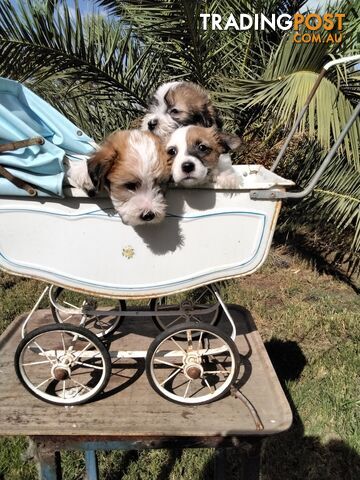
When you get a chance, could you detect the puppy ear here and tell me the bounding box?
[190,103,213,128]
[197,106,214,127]
[218,132,242,153]
[195,105,223,129]
[87,143,117,194]
[130,117,142,128]
[213,107,223,130]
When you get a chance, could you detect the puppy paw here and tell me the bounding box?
[215,170,242,189]
[64,158,95,195]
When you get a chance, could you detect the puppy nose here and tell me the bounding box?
[182,161,195,173]
[140,211,155,222]
[147,119,158,131]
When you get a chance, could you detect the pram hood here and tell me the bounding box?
[0,77,96,196]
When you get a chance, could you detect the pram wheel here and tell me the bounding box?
[150,286,222,338]
[15,324,111,405]
[50,285,126,338]
[146,322,240,405]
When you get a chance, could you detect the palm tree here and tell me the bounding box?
[0,0,359,276]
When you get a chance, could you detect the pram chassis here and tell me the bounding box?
[1,55,359,407]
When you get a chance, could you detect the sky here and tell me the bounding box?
[64,0,105,16]
[302,0,340,11]
[304,0,323,9]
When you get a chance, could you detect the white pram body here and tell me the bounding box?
[0,165,293,298]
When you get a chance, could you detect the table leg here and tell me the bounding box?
[29,439,62,480]
[85,450,99,480]
[36,449,62,480]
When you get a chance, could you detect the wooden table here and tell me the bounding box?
[0,305,292,479]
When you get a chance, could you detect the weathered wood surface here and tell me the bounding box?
[0,306,292,437]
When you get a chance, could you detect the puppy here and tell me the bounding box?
[141,81,222,138]
[86,130,171,226]
[63,156,96,193]
[166,126,241,188]
[142,81,242,188]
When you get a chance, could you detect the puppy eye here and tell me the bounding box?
[198,144,209,152]
[170,108,179,115]
[167,147,177,156]
[124,182,138,191]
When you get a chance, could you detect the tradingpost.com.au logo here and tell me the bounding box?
[200,12,346,44]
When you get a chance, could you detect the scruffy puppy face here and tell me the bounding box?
[87,130,171,226]
[167,126,241,187]
[141,81,222,138]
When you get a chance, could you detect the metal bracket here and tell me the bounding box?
[266,54,360,201]
[250,190,287,200]
[252,90,360,202]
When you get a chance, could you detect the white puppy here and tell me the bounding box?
[85,130,171,226]
[141,81,222,137]
[166,126,242,188]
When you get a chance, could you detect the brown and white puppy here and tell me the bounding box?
[87,130,171,226]
[141,81,222,138]
[166,126,241,188]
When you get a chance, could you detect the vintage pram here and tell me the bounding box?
[1,55,359,407]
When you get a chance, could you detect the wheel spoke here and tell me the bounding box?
[74,341,94,358]
[154,358,182,368]
[166,316,186,328]
[159,367,182,386]
[193,289,208,303]
[147,324,239,406]
[71,378,92,392]
[211,353,230,366]
[197,331,204,352]
[32,341,56,365]
[17,323,112,405]
[22,359,53,366]
[74,361,104,370]
[170,338,187,354]
[172,377,191,391]
[203,377,214,393]
[183,379,192,398]
[61,333,67,352]
[96,316,108,325]
[35,376,53,389]
[186,330,193,351]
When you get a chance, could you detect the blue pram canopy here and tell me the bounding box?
[0,77,96,196]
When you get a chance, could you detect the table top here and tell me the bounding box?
[0,306,292,438]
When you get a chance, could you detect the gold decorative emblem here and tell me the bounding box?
[122,246,135,259]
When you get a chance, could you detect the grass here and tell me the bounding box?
[0,247,359,479]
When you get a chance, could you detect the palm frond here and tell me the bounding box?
[278,141,360,275]
[0,0,165,110]
[31,78,136,141]
[219,31,360,169]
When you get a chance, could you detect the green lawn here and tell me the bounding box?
[0,247,359,479]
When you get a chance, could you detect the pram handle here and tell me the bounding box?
[250,54,360,201]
